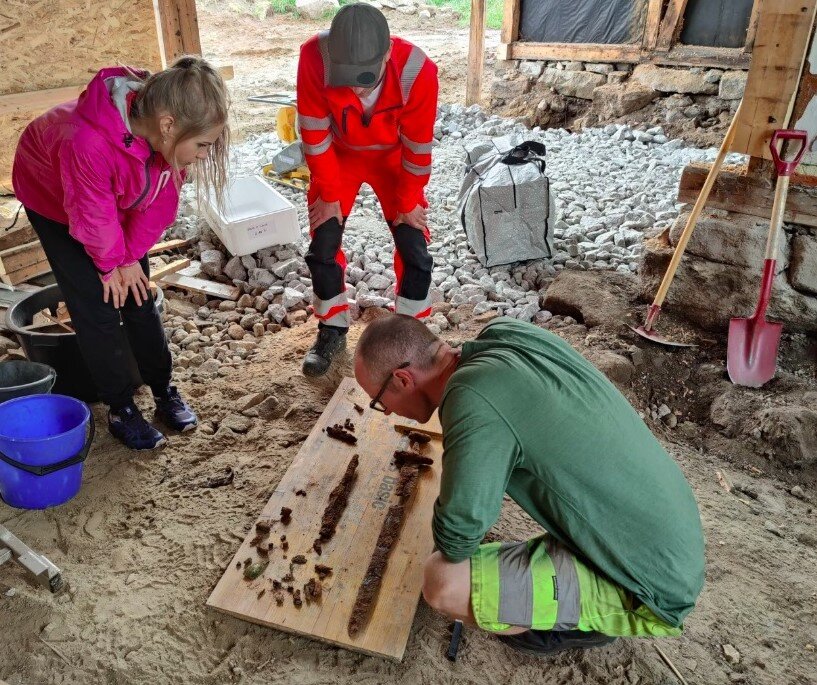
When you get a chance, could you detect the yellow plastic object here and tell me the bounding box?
[262,163,309,193]
[276,106,298,144]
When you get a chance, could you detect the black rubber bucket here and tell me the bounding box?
[4,284,164,403]
[0,361,57,404]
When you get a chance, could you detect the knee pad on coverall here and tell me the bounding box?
[305,217,345,301]
[392,223,433,301]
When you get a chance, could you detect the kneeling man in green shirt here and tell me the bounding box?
[354,314,705,656]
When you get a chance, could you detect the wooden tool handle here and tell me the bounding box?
[764,175,790,261]
[651,100,744,308]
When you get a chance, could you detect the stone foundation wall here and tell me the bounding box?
[640,210,817,333]
[490,59,746,133]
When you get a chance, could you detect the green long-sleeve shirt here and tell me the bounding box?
[432,318,705,627]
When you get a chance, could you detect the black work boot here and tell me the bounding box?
[302,327,347,377]
[496,630,616,657]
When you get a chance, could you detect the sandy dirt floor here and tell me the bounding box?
[1,5,816,685]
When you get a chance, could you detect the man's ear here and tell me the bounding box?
[393,367,413,390]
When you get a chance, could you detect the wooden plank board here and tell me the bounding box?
[501,41,750,69]
[732,0,817,160]
[678,162,817,226]
[498,0,521,60]
[149,258,191,281]
[158,273,240,300]
[148,238,196,255]
[0,241,47,277]
[507,42,642,63]
[156,0,202,64]
[655,0,689,52]
[642,0,664,51]
[745,0,763,52]
[207,378,443,661]
[0,224,36,253]
[650,45,751,70]
[157,261,240,300]
[466,0,486,106]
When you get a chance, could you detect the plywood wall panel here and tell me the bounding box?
[0,0,162,97]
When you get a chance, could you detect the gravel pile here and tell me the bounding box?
[161,104,746,343]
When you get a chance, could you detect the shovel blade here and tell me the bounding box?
[628,325,697,348]
[727,317,783,387]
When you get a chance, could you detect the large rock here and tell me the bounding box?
[668,210,790,270]
[632,64,718,95]
[590,351,635,386]
[541,270,637,328]
[200,249,225,278]
[272,257,300,279]
[641,239,817,333]
[719,71,748,100]
[790,233,817,295]
[757,406,817,466]
[223,256,247,282]
[490,74,532,103]
[591,83,658,118]
[295,0,338,20]
[248,268,275,289]
[539,68,607,100]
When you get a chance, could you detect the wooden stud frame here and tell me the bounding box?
[497,0,763,69]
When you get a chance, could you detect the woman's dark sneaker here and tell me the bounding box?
[108,403,168,450]
[153,385,198,432]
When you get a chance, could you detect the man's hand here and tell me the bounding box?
[118,262,150,307]
[308,197,342,231]
[394,204,428,231]
[99,268,127,309]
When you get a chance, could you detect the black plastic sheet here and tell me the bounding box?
[680,0,754,48]
[519,0,645,45]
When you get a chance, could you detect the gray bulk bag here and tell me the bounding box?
[458,137,555,267]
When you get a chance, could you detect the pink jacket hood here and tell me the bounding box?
[13,67,181,273]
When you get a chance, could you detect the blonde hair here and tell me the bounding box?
[131,56,230,207]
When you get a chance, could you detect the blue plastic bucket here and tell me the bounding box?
[0,394,95,509]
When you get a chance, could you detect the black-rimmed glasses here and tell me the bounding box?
[369,361,410,412]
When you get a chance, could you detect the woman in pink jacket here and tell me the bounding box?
[12,56,229,450]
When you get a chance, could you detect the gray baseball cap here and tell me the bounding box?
[327,3,390,88]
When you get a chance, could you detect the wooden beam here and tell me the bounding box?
[677,163,817,228]
[150,258,191,281]
[466,0,486,106]
[148,238,196,255]
[733,0,817,160]
[650,45,752,70]
[156,0,202,65]
[0,225,36,253]
[507,42,642,63]
[744,0,763,53]
[655,0,690,52]
[0,85,83,117]
[498,0,521,60]
[642,0,664,51]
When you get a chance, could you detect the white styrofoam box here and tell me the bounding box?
[202,175,300,257]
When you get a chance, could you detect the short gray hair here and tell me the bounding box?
[355,314,440,383]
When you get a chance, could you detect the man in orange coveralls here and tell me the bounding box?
[297,2,438,376]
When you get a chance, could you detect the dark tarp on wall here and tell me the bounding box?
[519,0,645,45]
[680,0,754,48]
